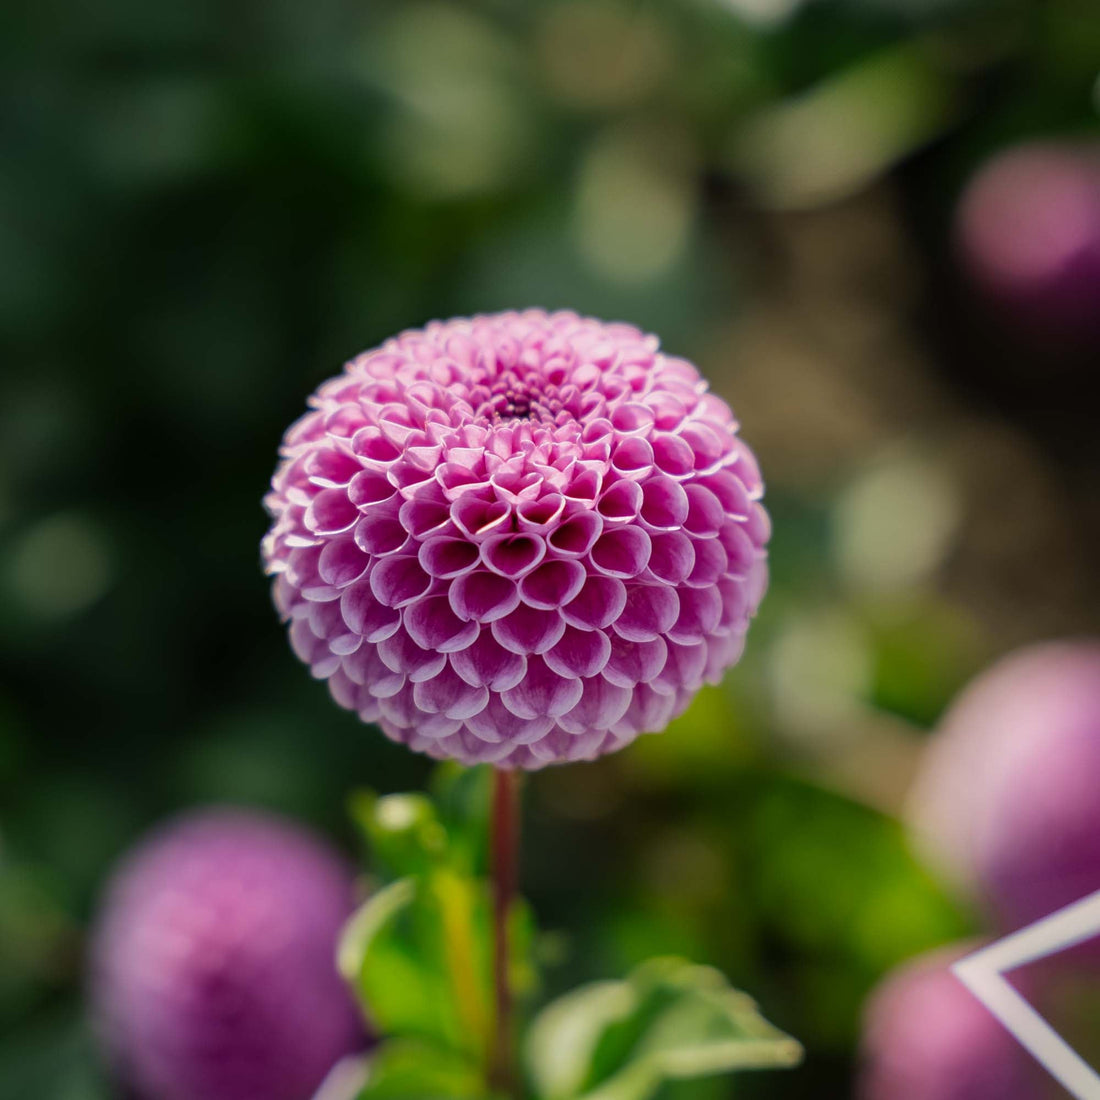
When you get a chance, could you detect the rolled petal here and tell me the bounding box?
[491,604,566,656]
[449,633,527,692]
[543,626,612,678]
[501,656,585,719]
[404,596,480,652]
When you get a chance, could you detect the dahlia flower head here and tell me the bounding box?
[90,810,365,1100]
[263,310,769,769]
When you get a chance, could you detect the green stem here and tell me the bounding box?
[488,768,520,1098]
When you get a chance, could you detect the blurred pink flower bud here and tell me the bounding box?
[262,310,769,769]
[91,810,365,1100]
[859,946,1039,1100]
[956,142,1100,339]
[909,640,1100,937]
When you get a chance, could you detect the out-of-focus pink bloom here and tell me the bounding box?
[262,310,769,769]
[91,810,365,1100]
[859,946,1039,1100]
[956,142,1100,338]
[909,640,1100,936]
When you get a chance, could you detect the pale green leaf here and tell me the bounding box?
[526,957,801,1100]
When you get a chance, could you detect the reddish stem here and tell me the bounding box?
[489,768,520,1098]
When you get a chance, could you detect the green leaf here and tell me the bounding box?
[350,791,449,878]
[430,764,492,876]
[338,873,494,1066]
[358,1041,491,1100]
[525,957,802,1100]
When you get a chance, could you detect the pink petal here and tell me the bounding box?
[611,682,677,736]
[413,666,490,720]
[597,479,643,524]
[609,402,655,435]
[318,538,369,587]
[342,644,406,697]
[340,580,402,641]
[704,631,746,684]
[685,537,728,588]
[610,436,654,480]
[516,493,566,532]
[377,627,448,681]
[716,577,750,632]
[354,512,409,557]
[546,511,602,558]
[717,522,756,578]
[646,531,695,585]
[683,484,724,538]
[419,536,480,579]
[452,493,511,539]
[307,448,363,488]
[556,675,633,734]
[653,638,708,695]
[651,433,696,479]
[639,476,689,531]
[449,633,527,691]
[491,604,566,656]
[603,636,668,687]
[304,488,359,535]
[404,595,480,652]
[563,467,602,506]
[348,471,397,509]
[561,574,627,631]
[465,695,555,744]
[614,584,679,642]
[697,471,750,519]
[667,586,722,643]
[543,626,612,678]
[399,490,452,538]
[369,555,433,609]
[519,559,586,610]
[589,526,651,578]
[501,656,584,719]
[449,571,520,623]
[481,533,547,578]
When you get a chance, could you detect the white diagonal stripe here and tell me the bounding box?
[953,890,1100,1100]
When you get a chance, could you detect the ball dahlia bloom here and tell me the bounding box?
[262,310,769,769]
[859,946,1039,1100]
[90,810,365,1100]
[909,640,1100,937]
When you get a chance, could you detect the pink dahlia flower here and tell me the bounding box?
[262,310,769,769]
[90,810,366,1100]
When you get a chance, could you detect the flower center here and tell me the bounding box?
[474,371,564,425]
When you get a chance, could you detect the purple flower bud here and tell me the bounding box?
[956,142,1100,339]
[90,810,366,1100]
[909,640,1100,937]
[859,947,1038,1100]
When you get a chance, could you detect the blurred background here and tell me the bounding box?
[2,0,1099,1095]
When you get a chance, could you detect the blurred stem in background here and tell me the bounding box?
[490,769,521,1099]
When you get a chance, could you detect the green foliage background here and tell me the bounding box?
[1,0,1098,1095]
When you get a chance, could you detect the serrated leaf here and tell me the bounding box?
[526,957,801,1100]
